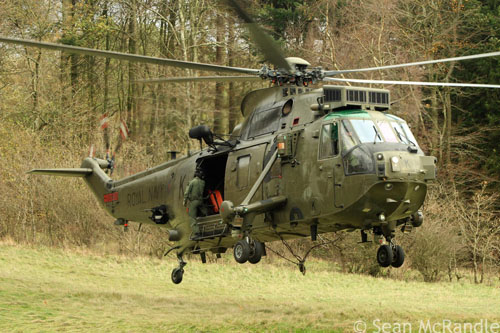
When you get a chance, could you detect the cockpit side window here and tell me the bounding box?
[390,121,419,147]
[340,120,358,152]
[400,122,419,147]
[319,122,339,159]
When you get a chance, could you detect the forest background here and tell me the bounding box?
[0,0,499,284]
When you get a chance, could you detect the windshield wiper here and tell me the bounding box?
[395,126,417,147]
[394,127,406,143]
[373,125,382,144]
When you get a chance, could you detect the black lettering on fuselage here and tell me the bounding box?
[148,184,164,201]
[127,184,166,207]
[127,190,146,206]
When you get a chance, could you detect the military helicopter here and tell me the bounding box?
[2,0,499,284]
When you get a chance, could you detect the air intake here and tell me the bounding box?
[320,86,391,112]
[369,91,389,105]
[347,89,367,103]
[324,87,342,102]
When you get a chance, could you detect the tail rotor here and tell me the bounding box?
[91,114,129,176]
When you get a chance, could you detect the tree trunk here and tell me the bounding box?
[127,0,138,137]
[213,11,224,134]
[177,0,192,151]
[227,16,238,134]
[60,0,76,113]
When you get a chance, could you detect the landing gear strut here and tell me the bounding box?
[374,221,406,268]
[171,254,187,284]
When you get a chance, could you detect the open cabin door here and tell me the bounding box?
[224,143,268,206]
[196,152,229,216]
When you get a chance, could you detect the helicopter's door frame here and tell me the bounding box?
[333,155,344,209]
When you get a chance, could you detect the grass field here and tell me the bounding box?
[0,242,499,332]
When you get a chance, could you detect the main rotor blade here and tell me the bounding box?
[136,75,262,84]
[0,36,260,75]
[324,77,500,89]
[324,51,500,76]
[225,0,294,73]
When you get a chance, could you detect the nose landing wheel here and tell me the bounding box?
[377,244,393,267]
[377,243,405,268]
[391,244,405,268]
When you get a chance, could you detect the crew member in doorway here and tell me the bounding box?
[183,168,206,236]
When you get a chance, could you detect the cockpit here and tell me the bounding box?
[320,111,421,176]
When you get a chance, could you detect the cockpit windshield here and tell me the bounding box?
[349,119,383,143]
[400,122,419,147]
[330,113,420,176]
[377,120,399,143]
[385,114,419,147]
[390,121,419,147]
[337,115,421,176]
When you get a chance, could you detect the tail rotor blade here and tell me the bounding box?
[119,120,130,141]
[99,114,111,158]
[109,120,129,175]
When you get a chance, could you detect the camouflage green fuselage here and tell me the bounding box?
[88,86,436,254]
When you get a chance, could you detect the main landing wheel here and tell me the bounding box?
[377,244,393,267]
[248,240,264,264]
[171,267,184,284]
[233,240,251,264]
[391,245,405,268]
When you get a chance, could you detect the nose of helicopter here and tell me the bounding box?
[365,180,427,221]
[354,149,434,219]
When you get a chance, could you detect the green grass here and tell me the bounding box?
[0,243,499,332]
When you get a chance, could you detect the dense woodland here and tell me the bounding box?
[0,0,499,283]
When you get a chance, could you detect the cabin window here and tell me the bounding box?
[319,122,339,159]
[282,99,293,116]
[245,105,282,139]
[237,155,250,189]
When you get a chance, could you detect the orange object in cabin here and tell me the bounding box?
[208,190,223,213]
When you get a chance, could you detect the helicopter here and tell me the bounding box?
[1,0,499,284]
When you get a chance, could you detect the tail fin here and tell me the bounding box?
[28,168,92,177]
